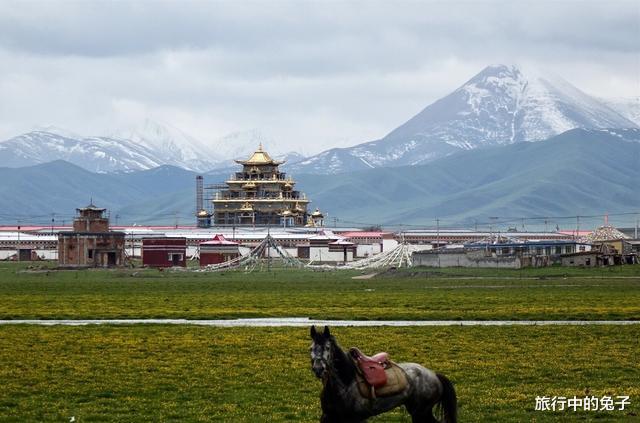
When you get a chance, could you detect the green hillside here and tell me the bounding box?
[0,129,638,227]
[297,128,640,226]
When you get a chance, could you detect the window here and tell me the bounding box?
[88,249,94,259]
[555,246,562,254]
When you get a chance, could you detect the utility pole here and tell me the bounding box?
[436,218,441,268]
[51,213,55,234]
[635,213,639,239]
[16,221,21,262]
[575,215,580,239]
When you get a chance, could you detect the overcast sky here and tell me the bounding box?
[0,0,638,154]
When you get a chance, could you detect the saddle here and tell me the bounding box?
[349,347,408,399]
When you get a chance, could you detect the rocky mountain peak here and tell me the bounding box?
[287,64,638,174]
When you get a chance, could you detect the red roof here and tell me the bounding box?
[200,234,239,246]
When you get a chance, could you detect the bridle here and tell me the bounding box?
[311,339,333,383]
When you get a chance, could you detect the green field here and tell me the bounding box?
[1,262,639,320]
[0,325,638,422]
[1,262,639,421]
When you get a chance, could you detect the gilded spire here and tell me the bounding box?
[235,144,284,165]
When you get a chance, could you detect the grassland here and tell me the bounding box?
[1,262,639,320]
[1,262,639,421]
[0,325,638,422]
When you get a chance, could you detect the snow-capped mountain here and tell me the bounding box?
[0,130,164,173]
[288,64,638,174]
[205,130,306,171]
[115,120,223,172]
[600,97,640,126]
[212,129,278,161]
[0,122,304,173]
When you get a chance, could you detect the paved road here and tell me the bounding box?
[0,318,638,327]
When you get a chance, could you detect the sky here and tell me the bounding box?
[0,0,638,155]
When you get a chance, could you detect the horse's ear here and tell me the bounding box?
[310,325,317,339]
[323,326,330,338]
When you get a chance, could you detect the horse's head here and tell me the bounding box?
[309,325,333,379]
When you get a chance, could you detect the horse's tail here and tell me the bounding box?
[436,373,457,423]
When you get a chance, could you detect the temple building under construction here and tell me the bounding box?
[210,145,317,226]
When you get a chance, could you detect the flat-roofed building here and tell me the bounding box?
[142,237,187,267]
[58,203,125,267]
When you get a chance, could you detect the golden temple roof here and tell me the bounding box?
[235,144,284,166]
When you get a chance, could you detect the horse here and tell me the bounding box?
[309,325,457,423]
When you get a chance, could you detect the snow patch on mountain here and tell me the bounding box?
[0,121,305,174]
[0,131,163,173]
[115,119,222,172]
[600,97,640,126]
[288,64,638,175]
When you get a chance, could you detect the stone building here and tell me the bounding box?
[58,203,125,267]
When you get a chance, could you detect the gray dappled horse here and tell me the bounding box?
[310,326,457,423]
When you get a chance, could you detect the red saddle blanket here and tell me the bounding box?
[349,347,389,388]
[349,347,408,399]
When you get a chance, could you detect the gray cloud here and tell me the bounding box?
[0,0,638,153]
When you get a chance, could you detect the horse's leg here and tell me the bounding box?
[406,402,437,423]
[425,407,438,423]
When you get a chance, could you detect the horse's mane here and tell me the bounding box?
[328,335,357,385]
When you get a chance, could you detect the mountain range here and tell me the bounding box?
[0,64,638,226]
[296,128,640,225]
[286,65,638,174]
[0,122,298,173]
[1,65,637,176]
[1,128,638,226]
